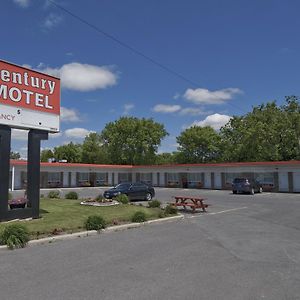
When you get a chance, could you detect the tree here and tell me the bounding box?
[101,117,168,165]
[81,132,109,164]
[219,96,300,161]
[155,152,177,164]
[10,151,21,160]
[40,149,54,162]
[53,142,82,163]
[176,126,221,163]
[281,96,300,160]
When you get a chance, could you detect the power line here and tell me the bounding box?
[48,0,246,113]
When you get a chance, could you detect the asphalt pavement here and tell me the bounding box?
[1,188,300,299]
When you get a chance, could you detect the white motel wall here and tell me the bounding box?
[8,160,300,193]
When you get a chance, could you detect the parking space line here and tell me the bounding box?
[187,207,248,218]
[208,207,248,215]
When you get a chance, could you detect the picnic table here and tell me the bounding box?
[172,196,210,213]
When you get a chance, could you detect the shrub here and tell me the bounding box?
[164,204,178,215]
[65,191,78,200]
[85,215,106,231]
[94,194,108,202]
[131,211,147,223]
[158,211,166,218]
[116,194,129,204]
[48,190,60,199]
[148,200,161,208]
[0,224,30,250]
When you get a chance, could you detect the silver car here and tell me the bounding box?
[232,178,263,195]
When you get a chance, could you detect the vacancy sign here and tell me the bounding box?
[0,60,60,132]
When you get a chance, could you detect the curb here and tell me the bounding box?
[0,214,183,251]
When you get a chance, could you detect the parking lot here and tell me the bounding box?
[2,188,300,299]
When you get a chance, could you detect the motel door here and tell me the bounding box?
[278,172,289,192]
[204,172,211,188]
[293,172,300,192]
[214,173,222,189]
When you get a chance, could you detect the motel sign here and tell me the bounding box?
[0,60,60,132]
[0,60,60,221]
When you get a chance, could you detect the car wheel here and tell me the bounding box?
[145,193,152,201]
[250,188,255,195]
[233,190,237,194]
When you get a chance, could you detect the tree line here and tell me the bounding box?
[38,96,300,165]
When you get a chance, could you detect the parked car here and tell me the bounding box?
[103,182,155,201]
[232,178,263,195]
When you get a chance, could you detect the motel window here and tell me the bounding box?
[78,172,89,182]
[187,173,202,183]
[187,173,203,188]
[95,173,107,185]
[167,173,179,183]
[119,173,129,183]
[48,172,60,183]
[255,173,274,184]
[225,173,242,184]
[140,173,152,184]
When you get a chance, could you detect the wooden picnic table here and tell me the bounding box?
[172,196,210,213]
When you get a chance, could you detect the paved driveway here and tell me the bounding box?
[2,189,300,299]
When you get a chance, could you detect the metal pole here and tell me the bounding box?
[11,165,15,192]
[0,125,11,221]
[27,129,48,219]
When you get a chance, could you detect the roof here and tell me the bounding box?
[10,160,300,169]
[10,160,132,169]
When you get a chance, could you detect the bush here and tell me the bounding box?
[65,191,78,200]
[85,215,106,231]
[164,204,178,215]
[116,194,129,204]
[148,200,161,208]
[158,211,166,218]
[131,211,147,223]
[94,195,108,202]
[0,224,30,250]
[48,190,60,199]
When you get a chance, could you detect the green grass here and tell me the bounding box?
[0,198,164,239]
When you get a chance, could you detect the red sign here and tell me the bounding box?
[0,60,60,115]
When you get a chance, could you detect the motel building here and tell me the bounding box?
[8,160,300,193]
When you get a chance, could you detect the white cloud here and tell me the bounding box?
[13,0,30,8]
[158,136,178,153]
[49,131,63,138]
[173,93,181,100]
[61,107,81,122]
[64,128,94,139]
[153,104,181,113]
[43,13,63,30]
[184,88,242,105]
[190,113,231,130]
[22,64,32,69]
[179,107,206,116]
[11,129,28,141]
[123,103,135,115]
[39,62,118,91]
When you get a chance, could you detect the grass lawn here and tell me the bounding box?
[0,198,166,239]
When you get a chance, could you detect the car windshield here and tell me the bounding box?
[115,183,131,190]
[233,178,248,183]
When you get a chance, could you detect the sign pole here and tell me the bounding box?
[0,125,11,221]
[27,130,48,219]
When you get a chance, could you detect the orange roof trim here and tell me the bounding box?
[10,160,300,169]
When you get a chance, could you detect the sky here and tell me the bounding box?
[2,0,300,158]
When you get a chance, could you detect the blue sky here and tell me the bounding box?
[2,0,300,157]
